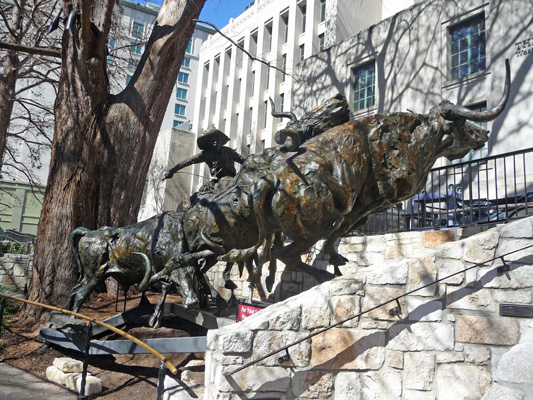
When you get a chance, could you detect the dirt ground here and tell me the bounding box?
[0,292,207,399]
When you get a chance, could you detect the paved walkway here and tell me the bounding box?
[0,363,76,400]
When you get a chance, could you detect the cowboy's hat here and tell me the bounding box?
[197,127,230,150]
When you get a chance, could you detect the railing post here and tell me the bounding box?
[78,322,93,400]
[157,361,167,400]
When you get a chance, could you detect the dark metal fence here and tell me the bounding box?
[0,229,36,244]
[355,147,533,235]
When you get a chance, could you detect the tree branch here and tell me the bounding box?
[0,41,61,58]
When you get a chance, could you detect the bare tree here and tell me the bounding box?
[21,0,206,323]
[0,0,61,186]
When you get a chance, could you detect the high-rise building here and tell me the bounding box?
[189,0,417,192]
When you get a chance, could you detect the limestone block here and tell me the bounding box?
[435,241,464,260]
[386,244,412,259]
[500,218,533,239]
[480,263,533,290]
[360,320,391,330]
[519,320,533,344]
[386,350,403,369]
[310,328,385,370]
[359,252,386,266]
[334,371,361,398]
[495,238,533,262]
[493,288,532,304]
[45,365,68,385]
[163,375,197,400]
[405,298,443,322]
[53,357,84,373]
[464,345,490,365]
[302,304,331,330]
[407,254,437,297]
[436,258,464,285]
[12,264,27,277]
[403,390,436,400]
[291,371,333,399]
[339,241,365,254]
[65,372,83,390]
[253,331,310,367]
[495,343,533,384]
[435,352,464,364]
[457,315,518,345]
[221,356,243,366]
[242,366,290,392]
[435,364,491,400]
[362,259,408,285]
[330,295,360,327]
[388,323,454,351]
[422,230,455,248]
[270,305,301,331]
[74,375,102,395]
[364,286,405,321]
[404,352,435,390]
[359,371,403,400]
[447,287,494,312]
[219,331,254,354]
[463,232,499,263]
[366,237,387,252]
[328,278,365,296]
[481,383,524,400]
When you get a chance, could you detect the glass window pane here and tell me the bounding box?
[449,14,486,79]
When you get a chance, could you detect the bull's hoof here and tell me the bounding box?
[148,314,162,329]
[183,300,198,310]
[215,294,229,310]
[329,253,349,267]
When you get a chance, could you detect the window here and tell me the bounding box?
[178,72,189,84]
[320,0,326,23]
[300,44,305,62]
[281,13,289,44]
[266,65,270,88]
[263,100,268,126]
[265,23,272,52]
[300,5,306,33]
[449,14,486,80]
[176,88,188,99]
[175,104,186,116]
[251,70,255,96]
[249,107,253,131]
[107,38,115,65]
[132,22,144,38]
[130,42,142,54]
[186,39,193,54]
[280,93,285,111]
[353,61,375,111]
[182,57,191,68]
[173,120,181,128]
[128,58,139,69]
[126,74,132,85]
[281,54,287,81]
[318,34,324,51]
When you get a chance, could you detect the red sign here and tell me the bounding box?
[237,302,265,322]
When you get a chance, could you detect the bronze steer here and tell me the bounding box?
[67,60,510,319]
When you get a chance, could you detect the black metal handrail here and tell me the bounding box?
[355,147,533,235]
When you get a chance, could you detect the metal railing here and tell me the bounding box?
[355,147,533,235]
[0,229,36,244]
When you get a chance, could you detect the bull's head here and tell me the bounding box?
[368,59,510,200]
[429,58,510,161]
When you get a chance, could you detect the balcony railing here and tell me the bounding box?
[354,147,533,235]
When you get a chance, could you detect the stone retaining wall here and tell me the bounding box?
[205,217,533,399]
[0,254,32,294]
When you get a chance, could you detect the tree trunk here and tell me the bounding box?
[22,0,206,323]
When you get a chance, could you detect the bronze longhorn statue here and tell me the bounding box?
[66,60,510,327]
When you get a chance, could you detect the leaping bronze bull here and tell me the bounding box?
[66,60,510,327]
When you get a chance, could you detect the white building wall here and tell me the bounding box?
[190,0,386,193]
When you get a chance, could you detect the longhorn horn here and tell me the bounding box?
[441,58,510,122]
[269,97,298,122]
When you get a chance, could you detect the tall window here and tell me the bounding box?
[265,23,272,52]
[300,4,306,33]
[320,0,326,23]
[300,44,305,62]
[132,22,144,38]
[182,57,191,68]
[281,54,287,82]
[175,104,186,116]
[251,70,256,96]
[281,13,289,44]
[178,72,189,84]
[186,39,193,54]
[107,37,115,65]
[126,74,132,85]
[449,14,486,80]
[176,88,188,99]
[353,61,375,111]
[318,34,324,51]
[280,93,285,111]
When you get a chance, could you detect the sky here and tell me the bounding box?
[140,0,249,29]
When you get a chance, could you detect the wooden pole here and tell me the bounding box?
[0,292,178,374]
